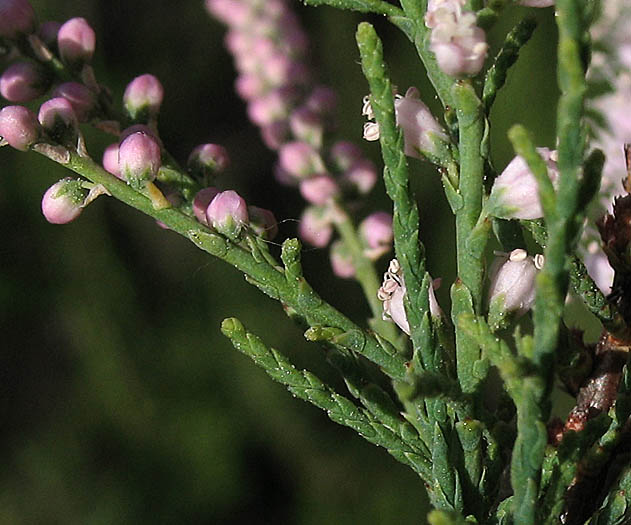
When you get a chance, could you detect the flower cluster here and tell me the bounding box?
[378,259,442,335]
[424,0,488,77]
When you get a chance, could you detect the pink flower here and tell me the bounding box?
[488,148,559,220]
[395,87,449,159]
[487,249,543,329]
[426,0,488,77]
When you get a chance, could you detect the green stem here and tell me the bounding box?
[452,82,487,395]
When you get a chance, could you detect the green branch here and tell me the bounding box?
[302,0,403,16]
[356,22,435,367]
[46,150,411,381]
[221,317,432,478]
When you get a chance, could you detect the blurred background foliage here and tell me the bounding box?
[0,1,558,523]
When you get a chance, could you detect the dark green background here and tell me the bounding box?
[0,2,557,523]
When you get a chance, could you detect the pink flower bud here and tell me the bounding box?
[248,205,278,240]
[330,240,355,278]
[289,106,323,147]
[0,62,49,102]
[123,74,164,121]
[519,0,554,6]
[261,52,294,86]
[488,147,559,220]
[299,175,339,205]
[224,30,252,55]
[427,2,488,76]
[41,178,85,224]
[187,143,230,179]
[57,17,96,67]
[247,89,291,126]
[343,159,378,195]
[0,0,35,39]
[360,212,393,260]
[394,87,449,159]
[38,97,78,143]
[102,143,121,179]
[305,85,337,115]
[0,104,39,150]
[235,73,266,100]
[299,206,333,247]
[261,121,289,150]
[120,124,162,147]
[488,249,541,329]
[193,187,220,225]
[206,190,249,239]
[378,259,410,334]
[52,82,95,122]
[330,141,363,172]
[205,0,253,27]
[278,141,324,179]
[118,131,161,189]
[38,21,61,47]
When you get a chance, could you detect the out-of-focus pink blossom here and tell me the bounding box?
[299,175,338,205]
[0,62,48,102]
[330,240,355,278]
[299,206,333,247]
